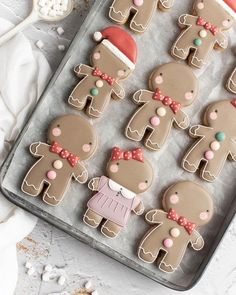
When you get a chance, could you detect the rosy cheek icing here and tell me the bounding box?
[118,70,125,77]
[82,144,91,153]
[155,75,163,85]
[209,112,217,120]
[200,212,209,220]
[197,2,204,9]
[170,194,179,204]
[185,92,193,100]
[93,52,101,60]
[138,182,147,191]
[222,20,229,27]
[110,164,119,173]
[52,127,61,137]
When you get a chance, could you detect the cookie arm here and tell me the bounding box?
[29,142,49,157]
[145,209,166,224]
[132,90,153,104]
[229,140,236,161]
[112,82,125,100]
[74,64,93,77]
[190,230,204,250]
[178,14,197,27]
[215,32,228,50]
[72,162,88,184]
[133,200,145,216]
[88,177,101,191]
[189,125,212,138]
[174,110,189,129]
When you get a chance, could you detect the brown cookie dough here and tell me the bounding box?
[171,0,235,69]
[109,0,175,34]
[21,115,98,206]
[83,147,153,238]
[138,181,213,273]
[182,99,236,182]
[68,26,137,119]
[125,62,199,151]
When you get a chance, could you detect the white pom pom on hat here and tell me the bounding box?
[93,31,103,42]
[216,0,236,19]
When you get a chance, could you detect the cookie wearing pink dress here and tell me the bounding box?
[84,147,153,238]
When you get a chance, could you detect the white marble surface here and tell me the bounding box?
[1,0,236,294]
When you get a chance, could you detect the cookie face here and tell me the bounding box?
[162,181,213,226]
[109,0,175,34]
[138,181,213,273]
[171,0,235,69]
[182,99,236,182]
[125,63,199,151]
[68,26,137,118]
[21,115,98,206]
[84,147,154,238]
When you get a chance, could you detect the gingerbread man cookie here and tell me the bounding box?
[171,0,235,69]
[138,181,213,273]
[125,63,199,151]
[182,100,236,182]
[109,0,175,34]
[83,147,153,238]
[227,66,236,94]
[68,26,137,118]
[21,115,98,206]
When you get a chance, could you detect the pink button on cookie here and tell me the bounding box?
[150,116,160,126]
[47,170,57,180]
[204,150,214,160]
[163,238,173,248]
[133,0,143,6]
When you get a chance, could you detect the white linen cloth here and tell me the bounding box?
[0,18,51,295]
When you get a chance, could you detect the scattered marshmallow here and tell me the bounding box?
[38,0,70,18]
[44,264,53,272]
[92,291,98,295]
[85,280,92,290]
[58,275,66,286]
[36,40,44,49]
[25,261,32,269]
[58,44,66,51]
[42,271,51,282]
[27,267,35,276]
[57,26,65,35]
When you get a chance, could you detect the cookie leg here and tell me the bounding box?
[101,220,122,238]
[125,115,147,142]
[159,249,183,273]
[171,36,191,61]
[182,147,203,173]
[22,172,44,197]
[201,157,225,182]
[130,6,155,33]
[83,209,103,228]
[145,128,165,151]
[87,96,109,118]
[43,182,66,206]
[138,247,159,264]
[109,0,131,24]
[189,47,209,69]
[68,83,89,111]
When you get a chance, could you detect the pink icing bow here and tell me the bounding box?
[111,147,144,163]
[153,88,181,114]
[92,67,116,86]
[231,99,236,108]
[167,209,196,235]
[50,141,80,167]
[197,17,219,36]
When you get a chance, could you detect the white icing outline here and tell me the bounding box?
[227,68,236,94]
[68,64,125,118]
[101,223,120,238]
[83,209,101,228]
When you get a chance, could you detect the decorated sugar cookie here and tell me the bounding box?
[227,66,236,94]
[171,0,236,69]
[182,100,236,182]
[83,147,153,238]
[21,115,98,206]
[109,0,175,34]
[68,26,137,118]
[138,181,213,273]
[125,63,199,151]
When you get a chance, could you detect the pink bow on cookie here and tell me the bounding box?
[197,17,219,36]
[111,147,144,163]
[93,67,116,86]
[167,209,196,235]
[50,141,80,167]
[153,88,181,114]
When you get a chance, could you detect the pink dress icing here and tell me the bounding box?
[87,176,140,227]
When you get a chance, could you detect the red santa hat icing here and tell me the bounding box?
[216,0,236,19]
[93,26,137,70]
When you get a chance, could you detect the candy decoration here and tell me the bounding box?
[170,228,180,238]
[210,141,220,151]
[150,116,160,126]
[204,150,214,160]
[196,17,219,35]
[50,141,80,167]
[167,209,196,235]
[47,170,57,180]
[111,147,144,162]
[153,88,181,114]
[215,132,225,142]
[163,238,173,248]
[194,38,202,46]
[90,88,99,96]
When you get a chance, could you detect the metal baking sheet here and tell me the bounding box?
[1,0,236,291]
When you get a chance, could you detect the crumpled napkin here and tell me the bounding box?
[0,18,51,295]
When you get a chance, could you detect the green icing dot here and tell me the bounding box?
[194,38,202,46]
[215,132,225,142]
[90,88,99,96]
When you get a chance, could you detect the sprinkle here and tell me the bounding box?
[57,27,65,35]
[36,40,44,49]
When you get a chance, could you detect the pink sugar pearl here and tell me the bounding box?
[133,0,143,6]
[163,238,173,248]
[150,116,160,127]
[204,150,214,160]
[47,170,57,180]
